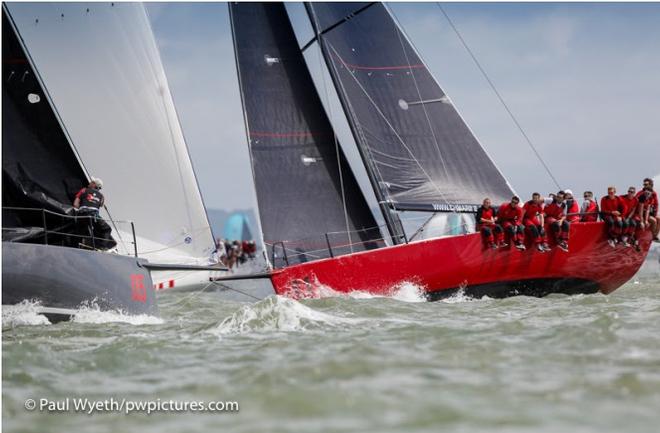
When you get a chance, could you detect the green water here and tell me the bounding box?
[3,281,660,433]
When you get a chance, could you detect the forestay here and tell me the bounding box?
[6,2,214,264]
[305,2,514,213]
[229,2,383,266]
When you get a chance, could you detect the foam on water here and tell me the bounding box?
[316,280,427,303]
[211,295,362,336]
[2,300,52,327]
[71,303,164,325]
[390,281,427,303]
[436,283,495,304]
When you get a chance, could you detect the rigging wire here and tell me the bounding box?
[310,24,354,253]
[327,43,453,207]
[436,3,561,190]
[388,6,451,188]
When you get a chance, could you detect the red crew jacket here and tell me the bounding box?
[600,195,623,216]
[544,201,565,220]
[564,199,580,222]
[497,203,523,224]
[581,200,599,222]
[522,200,544,226]
[476,206,497,230]
[636,190,658,217]
[619,195,639,219]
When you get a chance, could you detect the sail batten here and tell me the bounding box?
[306,2,514,212]
[229,2,383,267]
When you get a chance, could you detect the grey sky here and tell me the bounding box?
[147,2,660,212]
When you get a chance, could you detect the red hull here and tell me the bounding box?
[270,222,652,299]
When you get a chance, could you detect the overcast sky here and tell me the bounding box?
[147,2,660,212]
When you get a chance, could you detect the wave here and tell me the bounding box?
[2,300,162,327]
[2,300,52,327]
[439,287,493,304]
[287,276,428,303]
[71,302,164,325]
[211,295,362,336]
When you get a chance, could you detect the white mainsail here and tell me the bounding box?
[7,2,216,286]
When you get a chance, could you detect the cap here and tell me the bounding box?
[90,177,103,189]
[564,189,573,196]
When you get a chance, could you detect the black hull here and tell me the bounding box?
[426,278,600,301]
[2,242,157,318]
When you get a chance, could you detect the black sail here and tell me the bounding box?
[2,8,87,232]
[306,3,515,213]
[229,2,383,266]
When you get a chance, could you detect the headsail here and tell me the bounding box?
[229,2,383,266]
[305,2,514,213]
[6,2,214,265]
[2,7,87,228]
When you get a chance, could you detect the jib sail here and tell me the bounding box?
[6,2,215,265]
[305,2,514,214]
[2,6,88,238]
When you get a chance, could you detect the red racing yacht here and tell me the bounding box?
[228,2,651,300]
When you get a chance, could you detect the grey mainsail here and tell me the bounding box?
[229,2,383,266]
[305,2,514,214]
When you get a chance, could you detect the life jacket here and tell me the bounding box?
[581,199,599,222]
[544,201,564,220]
[497,202,522,224]
[600,195,622,216]
[522,200,544,225]
[564,198,580,222]
[76,187,104,211]
[476,206,497,230]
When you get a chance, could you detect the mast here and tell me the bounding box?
[229,2,384,266]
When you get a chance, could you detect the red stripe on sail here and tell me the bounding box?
[249,131,324,138]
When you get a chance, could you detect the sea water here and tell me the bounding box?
[2,273,659,433]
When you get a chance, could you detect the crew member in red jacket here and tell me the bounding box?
[522,192,550,252]
[638,187,659,242]
[580,191,599,222]
[637,178,659,242]
[563,189,580,223]
[600,186,624,247]
[619,186,640,248]
[476,198,505,249]
[544,191,569,252]
[497,196,526,250]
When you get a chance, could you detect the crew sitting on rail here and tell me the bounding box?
[544,191,569,252]
[497,195,526,251]
[476,198,505,249]
[580,191,599,222]
[72,177,115,250]
[523,192,550,252]
[543,193,555,206]
[619,187,640,249]
[638,187,659,243]
[600,186,625,247]
[563,189,580,223]
[638,178,659,242]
